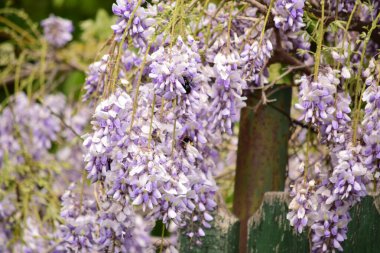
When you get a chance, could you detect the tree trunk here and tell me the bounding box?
[233,87,292,253]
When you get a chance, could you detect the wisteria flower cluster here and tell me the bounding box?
[76,0,296,249]
[41,14,74,47]
[273,0,305,32]
[289,56,380,252]
[2,0,380,252]
[0,92,91,252]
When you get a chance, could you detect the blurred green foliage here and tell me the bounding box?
[1,0,114,37]
[0,1,116,100]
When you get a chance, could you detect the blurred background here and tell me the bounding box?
[0,0,119,101]
[1,0,114,36]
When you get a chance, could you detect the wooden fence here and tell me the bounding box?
[180,87,380,252]
[180,192,380,253]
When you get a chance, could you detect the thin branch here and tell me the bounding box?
[270,48,312,75]
[246,0,267,13]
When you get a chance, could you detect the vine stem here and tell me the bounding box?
[0,16,37,43]
[148,94,156,148]
[352,12,380,145]
[0,8,41,38]
[171,98,178,157]
[313,0,325,82]
[39,40,47,95]
[258,0,274,49]
[227,3,234,51]
[304,125,311,180]
[159,224,166,253]
[14,50,27,94]
[108,0,143,94]
[337,0,359,71]
[129,41,153,131]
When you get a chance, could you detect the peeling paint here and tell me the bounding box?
[180,191,380,253]
[370,192,380,214]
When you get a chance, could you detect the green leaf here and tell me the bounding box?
[268,63,292,85]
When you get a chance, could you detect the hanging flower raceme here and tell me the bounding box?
[295,67,352,151]
[273,0,305,32]
[83,82,217,244]
[41,14,73,47]
[330,146,369,201]
[111,0,157,50]
[320,92,351,150]
[58,184,98,252]
[83,88,133,183]
[308,144,369,253]
[58,183,154,252]
[310,202,350,253]
[295,67,339,127]
[0,92,61,167]
[83,54,110,102]
[287,163,317,234]
[291,64,369,252]
[149,36,207,122]
[209,51,247,135]
[241,36,273,87]
[361,58,380,187]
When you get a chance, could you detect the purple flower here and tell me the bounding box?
[209,52,247,134]
[0,92,62,166]
[287,163,316,233]
[241,38,273,87]
[58,183,154,252]
[83,54,110,102]
[41,14,73,47]
[310,208,350,253]
[273,0,305,32]
[111,0,157,50]
[361,58,380,185]
[295,68,339,127]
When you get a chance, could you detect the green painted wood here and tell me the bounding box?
[179,205,239,253]
[180,191,380,252]
[248,192,309,253]
[248,192,380,253]
[343,193,380,253]
[233,87,292,252]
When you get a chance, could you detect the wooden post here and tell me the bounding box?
[247,192,380,253]
[233,87,292,253]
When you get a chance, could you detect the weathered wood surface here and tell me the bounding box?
[248,192,309,253]
[180,191,380,253]
[179,205,239,253]
[343,193,380,253]
[233,88,292,252]
[249,192,380,253]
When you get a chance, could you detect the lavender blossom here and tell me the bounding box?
[0,92,61,167]
[361,58,380,185]
[58,183,154,252]
[295,68,339,127]
[330,146,368,203]
[111,0,157,50]
[209,52,247,134]
[241,37,273,87]
[273,0,305,32]
[287,163,316,233]
[320,92,351,149]
[83,78,218,242]
[310,206,350,253]
[41,14,73,47]
[83,55,110,102]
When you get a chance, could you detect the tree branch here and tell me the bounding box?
[246,0,267,13]
[270,48,312,75]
